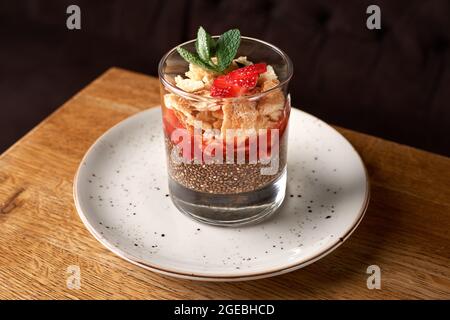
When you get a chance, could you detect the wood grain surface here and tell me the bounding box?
[0,68,449,299]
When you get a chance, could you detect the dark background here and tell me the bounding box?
[1,0,449,156]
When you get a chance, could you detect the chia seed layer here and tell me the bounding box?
[164,133,287,194]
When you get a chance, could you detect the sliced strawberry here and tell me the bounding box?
[210,63,267,97]
[228,63,267,80]
[228,73,258,88]
[210,85,239,97]
[211,75,243,97]
[162,108,184,137]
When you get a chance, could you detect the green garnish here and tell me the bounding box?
[177,26,240,73]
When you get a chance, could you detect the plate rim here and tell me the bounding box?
[73,107,370,281]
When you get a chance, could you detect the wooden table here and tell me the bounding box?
[0,68,449,299]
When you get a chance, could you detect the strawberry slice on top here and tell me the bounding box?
[210,63,267,97]
[210,76,244,97]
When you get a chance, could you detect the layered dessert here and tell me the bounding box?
[160,28,290,195]
[158,26,292,225]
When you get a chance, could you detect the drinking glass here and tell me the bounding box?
[158,37,293,226]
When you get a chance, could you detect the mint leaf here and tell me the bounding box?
[196,26,212,62]
[216,29,240,72]
[176,47,217,72]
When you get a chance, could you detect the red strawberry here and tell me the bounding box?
[228,73,259,88]
[210,76,243,97]
[210,84,241,97]
[210,63,267,97]
[228,63,267,79]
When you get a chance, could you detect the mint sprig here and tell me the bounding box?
[177,26,240,73]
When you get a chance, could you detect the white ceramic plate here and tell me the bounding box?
[73,107,369,281]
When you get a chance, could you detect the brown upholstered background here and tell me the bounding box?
[0,0,449,155]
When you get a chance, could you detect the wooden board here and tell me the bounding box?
[0,68,449,299]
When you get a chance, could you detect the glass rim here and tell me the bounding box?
[158,36,294,101]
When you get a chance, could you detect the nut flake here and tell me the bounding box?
[175,75,204,92]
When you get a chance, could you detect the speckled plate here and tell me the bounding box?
[73,107,369,281]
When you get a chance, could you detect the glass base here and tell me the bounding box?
[169,167,287,227]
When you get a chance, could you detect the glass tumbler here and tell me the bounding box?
[158,37,293,226]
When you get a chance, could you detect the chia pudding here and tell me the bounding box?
[164,130,288,194]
